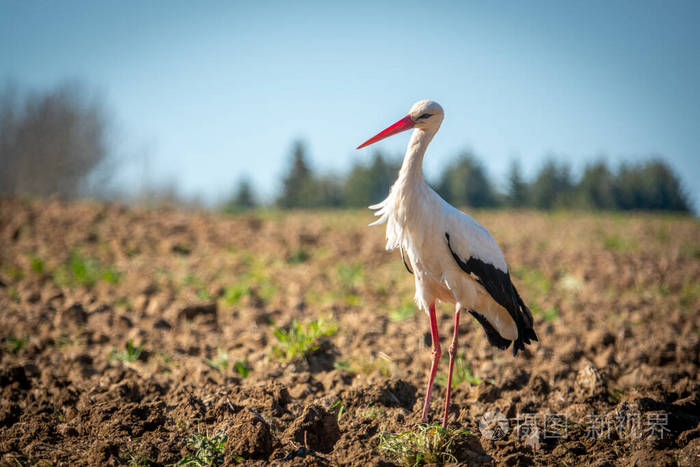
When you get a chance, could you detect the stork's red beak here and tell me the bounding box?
[356,115,415,149]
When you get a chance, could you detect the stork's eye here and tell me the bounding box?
[417,113,432,120]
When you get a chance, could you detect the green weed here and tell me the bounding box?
[178,432,235,466]
[603,234,635,252]
[3,335,28,354]
[287,247,310,264]
[331,400,345,422]
[271,317,337,361]
[221,259,277,306]
[30,255,45,274]
[333,354,392,377]
[233,358,251,378]
[337,262,364,288]
[390,302,416,322]
[54,251,120,288]
[513,266,550,296]
[378,424,471,466]
[109,340,144,362]
[436,356,482,388]
[206,348,229,371]
[531,303,559,322]
[222,284,249,306]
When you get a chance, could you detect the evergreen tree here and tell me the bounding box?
[614,160,691,212]
[577,161,616,209]
[277,140,317,208]
[506,159,528,208]
[529,159,574,209]
[436,152,499,208]
[222,178,256,213]
[343,151,400,207]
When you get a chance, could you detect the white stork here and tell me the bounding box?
[357,100,538,428]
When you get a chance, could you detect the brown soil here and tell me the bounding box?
[1,198,699,466]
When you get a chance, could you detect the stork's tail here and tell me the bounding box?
[510,285,538,355]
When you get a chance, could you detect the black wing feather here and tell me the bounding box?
[445,232,538,355]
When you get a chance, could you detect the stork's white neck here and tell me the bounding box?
[397,128,437,186]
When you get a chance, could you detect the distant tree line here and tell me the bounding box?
[223,140,692,213]
[0,82,692,214]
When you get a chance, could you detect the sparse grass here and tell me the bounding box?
[334,353,392,377]
[390,301,416,322]
[271,317,337,361]
[436,356,482,388]
[109,340,144,362]
[206,348,229,371]
[337,262,364,288]
[221,258,277,306]
[3,335,29,354]
[287,247,310,264]
[1,264,25,281]
[8,287,20,303]
[30,255,45,274]
[233,358,251,377]
[531,303,559,322]
[331,400,345,421]
[680,282,700,310]
[378,424,471,466]
[603,233,635,252]
[54,251,120,288]
[222,283,249,306]
[358,406,385,420]
[121,451,154,467]
[513,266,550,297]
[177,432,234,466]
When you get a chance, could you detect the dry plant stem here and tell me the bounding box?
[442,305,461,428]
[421,303,441,422]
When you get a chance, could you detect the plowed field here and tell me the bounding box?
[1,199,698,465]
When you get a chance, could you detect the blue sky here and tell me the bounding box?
[1,1,699,208]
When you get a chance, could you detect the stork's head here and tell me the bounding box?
[357,100,444,149]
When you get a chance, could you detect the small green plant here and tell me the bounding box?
[54,251,120,288]
[8,287,20,303]
[331,400,345,421]
[197,289,213,300]
[121,451,153,467]
[436,356,482,388]
[271,317,337,361]
[233,358,251,378]
[178,432,233,466]
[334,354,392,376]
[337,262,364,288]
[3,335,28,354]
[513,266,550,297]
[221,261,277,307]
[287,247,310,264]
[378,424,470,466]
[222,284,249,306]
[531,303,559,322]
[358,406,385,420]
[390,302,416,322]
[109,340,144,362]
[206,348,229,371]
[603,233,635,252]
[30,256,45,274]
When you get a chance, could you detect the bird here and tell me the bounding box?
[356,100,538,429]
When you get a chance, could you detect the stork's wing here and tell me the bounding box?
[442,208,538,355]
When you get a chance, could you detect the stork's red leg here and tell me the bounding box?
[421,303,441,422]
[442,304,461,428]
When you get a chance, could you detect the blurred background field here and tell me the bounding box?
[1,200,698,464]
